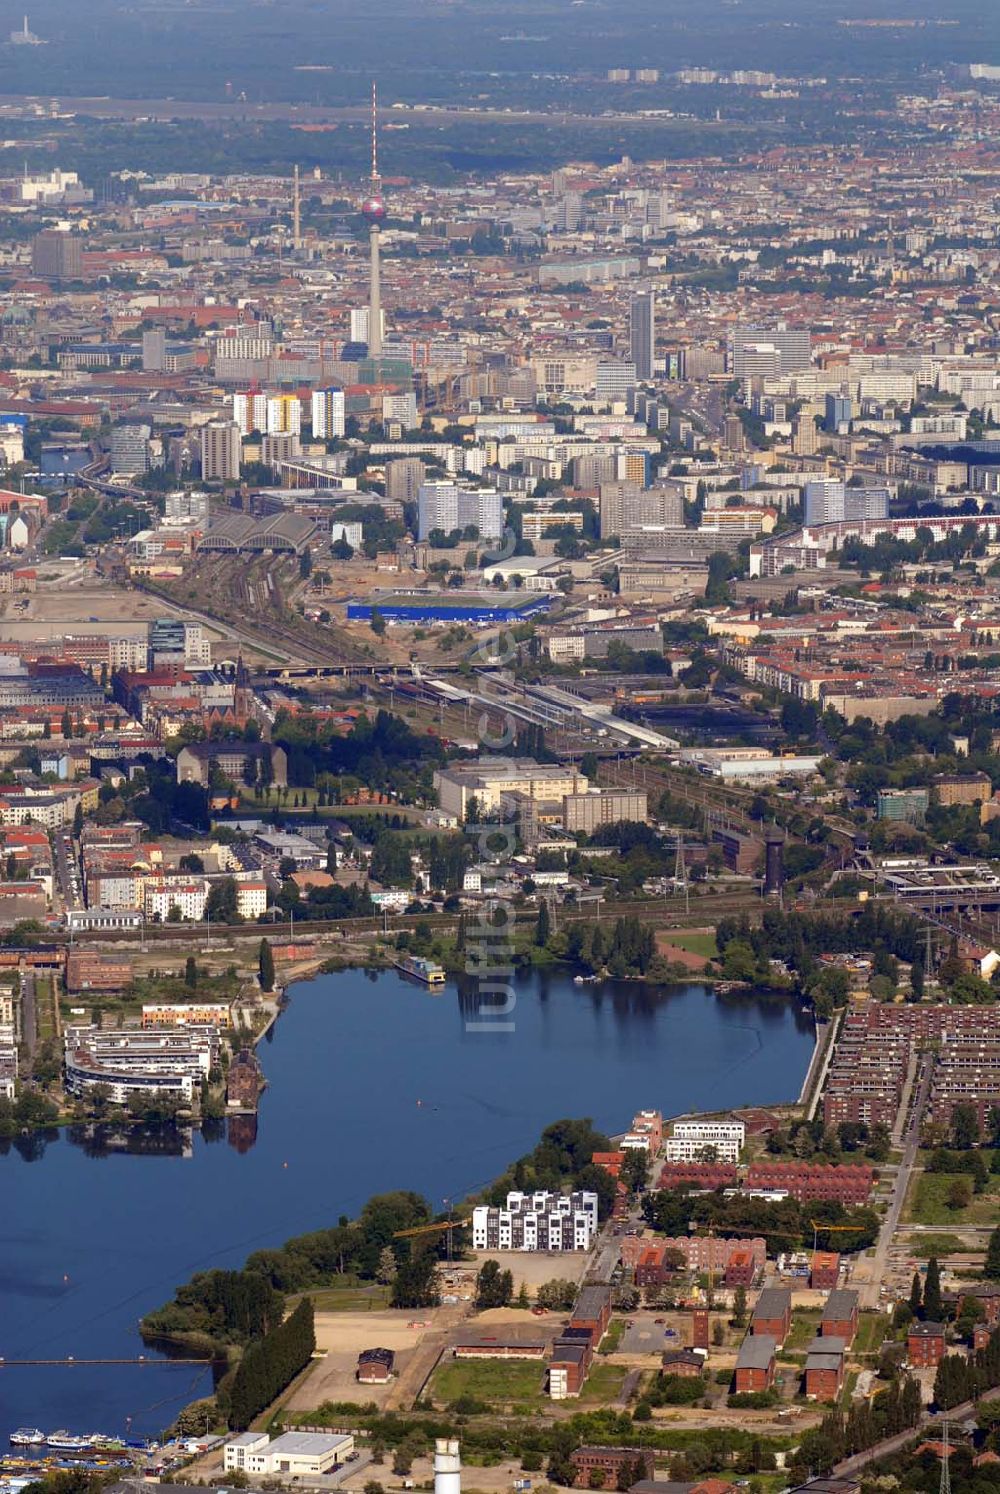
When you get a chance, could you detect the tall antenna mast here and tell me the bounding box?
[371,79,379,188]
[361,78,386,361]
[292,164,301,252]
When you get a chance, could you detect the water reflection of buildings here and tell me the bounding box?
[227,1112,258,1153]
[67,1123,195,1159]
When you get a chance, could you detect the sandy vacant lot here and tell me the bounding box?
[287,1306,464,1412]
[463,1250,590,1295]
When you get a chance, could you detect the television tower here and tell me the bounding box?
[360,80,386,361]
[292,164,301,252]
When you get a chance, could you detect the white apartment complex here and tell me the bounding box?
[472,1190,599,1252]
[664,1119,746,1164]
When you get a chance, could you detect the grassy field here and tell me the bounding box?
[579,1362,630,1403]
[661,932,718,959]
[853,1313,888,1356]
[600,1318,626,1355]
[299,1282,391,1312]
[905,1172,1000,1227]
[785,1310,822,1351]
[429,1358,544,1409]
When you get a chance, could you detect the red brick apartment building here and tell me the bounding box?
[658,1162,739,1191]
[805,1337,845,1401]
[625,1234,765,1286]
[821,1290,859,1347]
[810,1251,841,1289]
[569,1447,654,1490]
[824,1005,1000,1130]
[960,1285,1000,1326]
[735,1334,776,1393]
[908,1322,946,1367]
[725,1248,758,1287]
[751,1288,792,1346]
[746,1161,874,1204]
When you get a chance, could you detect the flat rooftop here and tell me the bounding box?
[358,590,544,611]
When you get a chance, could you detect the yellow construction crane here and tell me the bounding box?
[810,1220,861,1253]
[392,1218,472,1240]
[393,1217,472,1262]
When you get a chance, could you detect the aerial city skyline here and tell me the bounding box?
[3,5,1000,1494]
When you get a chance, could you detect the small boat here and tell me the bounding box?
[46,1432,92,1451]
[10,1430,46,1447]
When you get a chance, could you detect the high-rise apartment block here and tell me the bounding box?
[31,229,83,280]
[417,481,503,542]
[311,387,346,441]
[599,482,683,539]
[200,421,242,483]
[595,360,637,403]
[728,323,811,380]
[630,291,655,381]
[385,457,426,504]
[109,423,152,475]
[803,480,890,526]
[142,327,167,372]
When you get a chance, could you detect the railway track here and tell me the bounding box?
[60,891,840,947]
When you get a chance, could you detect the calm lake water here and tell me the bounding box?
[0,968,814,1440]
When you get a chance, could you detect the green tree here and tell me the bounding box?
[206,876,240,923]
[947,1177,973,1211]
[370,607,386,637]
[535,899,551,947]
[376,1246,398,1285]
[924,1256,943,1321]
[984,1227,1000,1280]
[952,1101,981,1150]
[732,1284,748,1327]
[72,801,84,837]
[185,955,198,989]
[258,937,275,993]
[621,1147,650,1194]
[909,1270,923,1317]
[475,1258,514,1310]
[390,1249,439,1309]
[536,1278,578,1311]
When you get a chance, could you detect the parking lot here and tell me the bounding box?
[619,1308,684,1355]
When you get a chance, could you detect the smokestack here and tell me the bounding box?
[434,1440,461,1494]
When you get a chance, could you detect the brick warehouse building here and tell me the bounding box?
[570,1448,654,1490]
